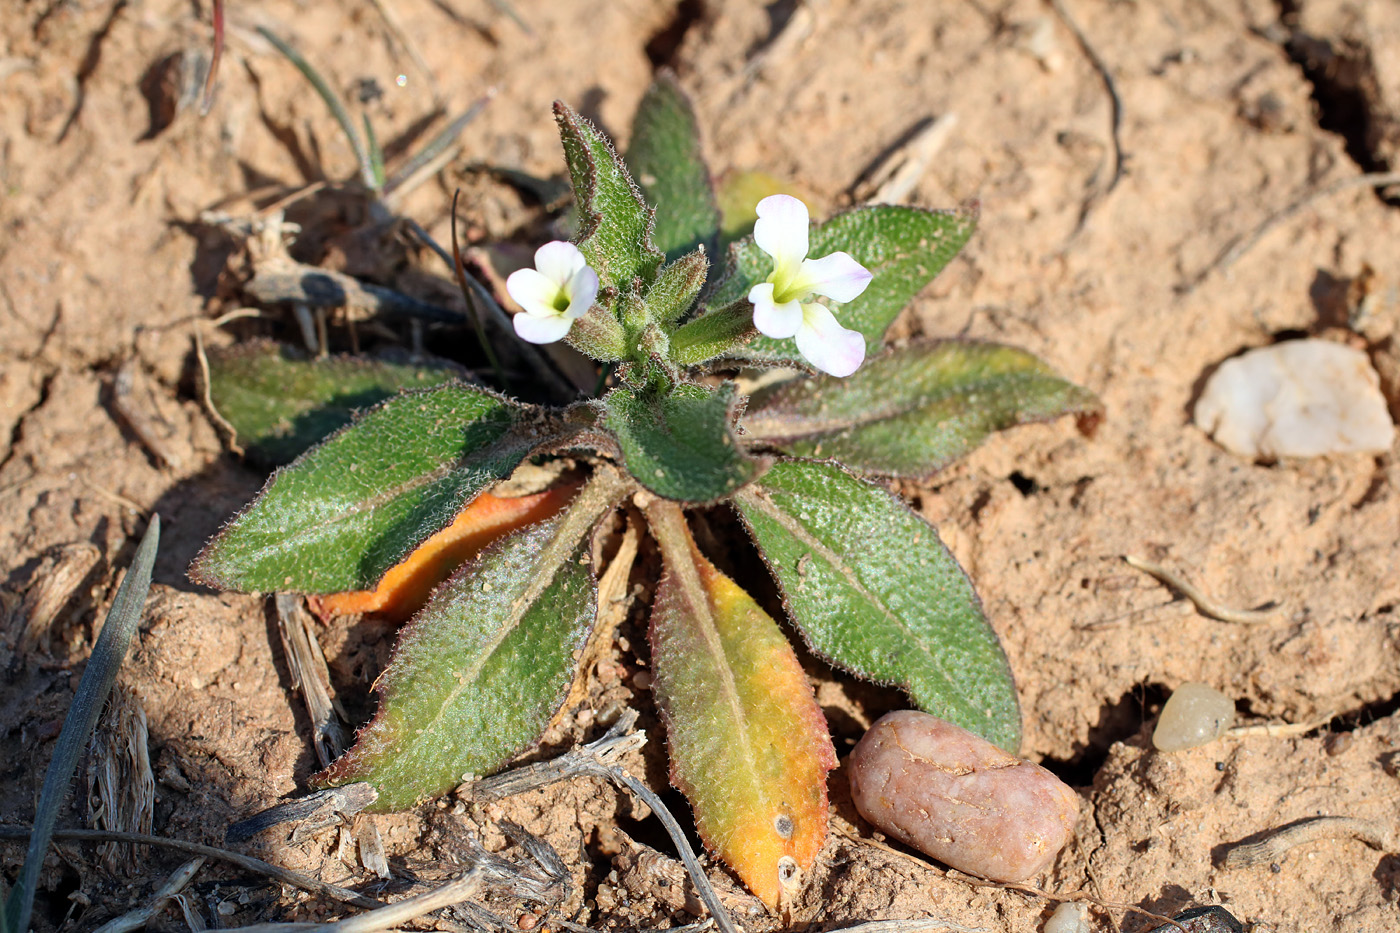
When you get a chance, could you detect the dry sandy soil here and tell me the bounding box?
[3,0,1399,931]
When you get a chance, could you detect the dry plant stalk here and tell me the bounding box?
[87,684,155,872]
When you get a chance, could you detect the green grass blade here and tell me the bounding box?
[4,516,160,933]
[257,26,377,191]
[361,113,387,191]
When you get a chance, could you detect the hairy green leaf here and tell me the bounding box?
[644,501,834,909]
[601,383,768,503]
[192,384,557,593]
[626,73,720,262]
[670,301,757,366]
[315,472,624,811]
[708,204,977,365]
[734,460,1020,751]
[555,102,664,293]
[207,341,463,466]
[744,340,1102,477]
[646,249,709,327]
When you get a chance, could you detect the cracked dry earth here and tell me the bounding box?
[2,0,1399,931]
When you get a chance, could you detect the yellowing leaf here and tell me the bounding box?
[645,501,835,909]
[312,484,580,622]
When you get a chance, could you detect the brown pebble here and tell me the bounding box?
[848,711,1080,882]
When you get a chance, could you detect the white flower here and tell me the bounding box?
[505,241,600,344]
[747,195,873,377]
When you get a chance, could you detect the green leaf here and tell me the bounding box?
[669,300,757,366]
[554,102,664,293]
[207,341,464,466]
[643,500,834,909]
[600,382,768,503]
[5,517,158,933]
[646,249,709,327]
[734,459,1020,752]
[192,383,557,593]
[625,73,720,262]
[708,204,978,365]
[744,340,1103,477]
[315,471,625,811]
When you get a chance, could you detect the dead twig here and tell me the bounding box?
[0,826,382,911]
[1049,0,1125,236]
[1185,170,1400,291]
[1220,816,1398,869]
[230,866,486,932]
[827,919,986,933]
[192,322,244,456]
[1122,555,1281,624]
[112,358,184,471]
[856,114,959,206]
[471,710,740,933]
[226,783,378,844]
[92,857,204,933]
[245,265,465,325]
[1227,711,1335,738]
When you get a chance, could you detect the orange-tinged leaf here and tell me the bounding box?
[645,501,836,909]
[313,484,579,622]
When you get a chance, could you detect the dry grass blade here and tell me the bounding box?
[276,594,349,769]
[3,516,159,933]
[1123,555,1281,624]
[256,26,378,191]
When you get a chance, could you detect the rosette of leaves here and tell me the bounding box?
[194,75,1101,910]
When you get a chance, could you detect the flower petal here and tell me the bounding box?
[795,303,866,377]
[753,195,810,277]
[506,268,566,318]
[794,251,873,304]
[749,282,804,339]
[564,264,600,320]
[513,311,574,344]
[534,240,586,285]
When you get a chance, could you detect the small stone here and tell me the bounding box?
[1193,339,1394,459]
[1044,901,1089,933]
[1153,682,1234,752]
[848,711,1080,882]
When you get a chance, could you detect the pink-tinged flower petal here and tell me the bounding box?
[796,251,873,304]
[534,240,586,285]
[506,267,566,318]
[513,310,574,344]
[564,264,600,319]
[749,282,804,339]
[795,303,866,377]
[753,195,810,276]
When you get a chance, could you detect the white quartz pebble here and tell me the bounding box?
[1044,901,1090,933]
[1193,339,1394,459]
[1153,682,1235,752]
